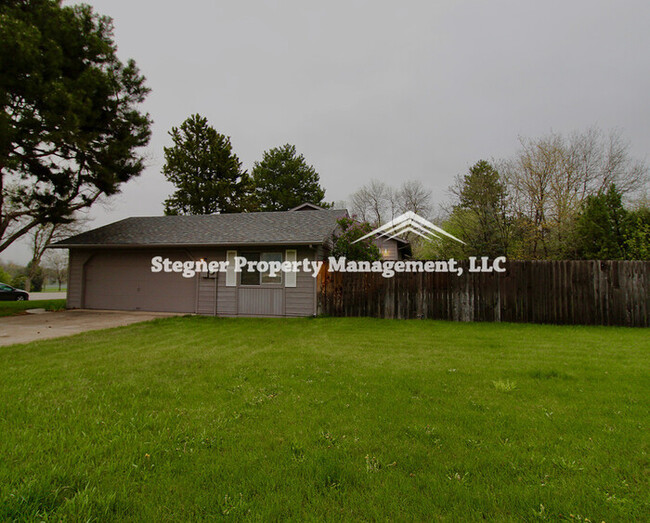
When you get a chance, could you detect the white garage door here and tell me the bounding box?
[83,251,197,313]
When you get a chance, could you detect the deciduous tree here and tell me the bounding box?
[350,179,432,226]
[43,249,68,290]
[25,216,88,290]
[501,128,647,258]
[331,216,380,261]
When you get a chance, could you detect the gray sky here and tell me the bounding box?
[3,0,650,264]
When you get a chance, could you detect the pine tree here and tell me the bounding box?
[163,115,253,215]
[252,144,326,211]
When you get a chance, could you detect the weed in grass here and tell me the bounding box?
[567,514,596,522]
[365,455,381,473]
[219,494,246,516]
[447,470,469,482]
[532,503,547,520]
[551,457,584,472]
[290,441,305,462]
[605,491,630,505]
[320,430,338,448]
[493,378,517,392]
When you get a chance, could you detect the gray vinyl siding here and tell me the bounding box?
[196,275,217,315]
[67,249,93,308]
[216,265,237,316]
[284,247,317,316]
[238,287,284,316]
[190,249,219,315]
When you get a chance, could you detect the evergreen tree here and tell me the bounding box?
[442,160,511,258]
[0,0,152,253]
[163,115,252,215]
[574,184,630,259]
[624,207,650,259]
[252,144,327,211]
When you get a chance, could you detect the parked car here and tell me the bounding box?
[0,282,29,301]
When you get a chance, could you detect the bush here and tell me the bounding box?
[11,275,26,290]
[26,262,44,292]
[0,268,11,285]
[331,216,381,261]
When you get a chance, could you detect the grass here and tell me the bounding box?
[0,299,66,317]
[39,285,67,293]
[0,317,648,521]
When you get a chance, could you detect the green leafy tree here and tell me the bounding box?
[163,115,252,215]
[25,261,44,292]
[0,0,152,253]
[0,266,11,284]
[574,184,631,259]
[252,144,327,211]
[11,274,26,290]
[502,128,648,259]
[331,216,380,261]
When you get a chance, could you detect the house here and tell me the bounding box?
[50,206,409,317]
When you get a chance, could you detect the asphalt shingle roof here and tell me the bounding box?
[51,209,348,248]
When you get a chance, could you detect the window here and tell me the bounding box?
[261,252,282,284]
[240,252,283,286]
[240,253,260,286]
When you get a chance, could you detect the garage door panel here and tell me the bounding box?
[84,252,197,313]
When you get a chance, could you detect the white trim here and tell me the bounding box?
[226,250,237,287]
[285,249,297,288]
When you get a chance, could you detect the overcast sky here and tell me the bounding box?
[3,0,650,264]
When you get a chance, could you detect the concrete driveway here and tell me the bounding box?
[0,309,181,346]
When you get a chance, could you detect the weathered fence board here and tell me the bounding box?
[317,261,650,327]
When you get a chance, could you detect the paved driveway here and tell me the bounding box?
[0,309,180,346]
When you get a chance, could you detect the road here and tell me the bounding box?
[28,291,67,300]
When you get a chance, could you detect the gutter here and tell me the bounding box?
[46,240,329,249]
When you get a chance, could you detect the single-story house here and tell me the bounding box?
[50,205,410,317]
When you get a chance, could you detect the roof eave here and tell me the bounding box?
[47,239,330,249]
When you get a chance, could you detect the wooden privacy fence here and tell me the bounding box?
[317,260,650,327]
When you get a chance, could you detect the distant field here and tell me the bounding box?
[0,317,648,520]
[41,285,67,292]
[0,299,66,317]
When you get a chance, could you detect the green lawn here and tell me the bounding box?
[0,299,66,317]
[40,285,67,292]
[1,318,648,521]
